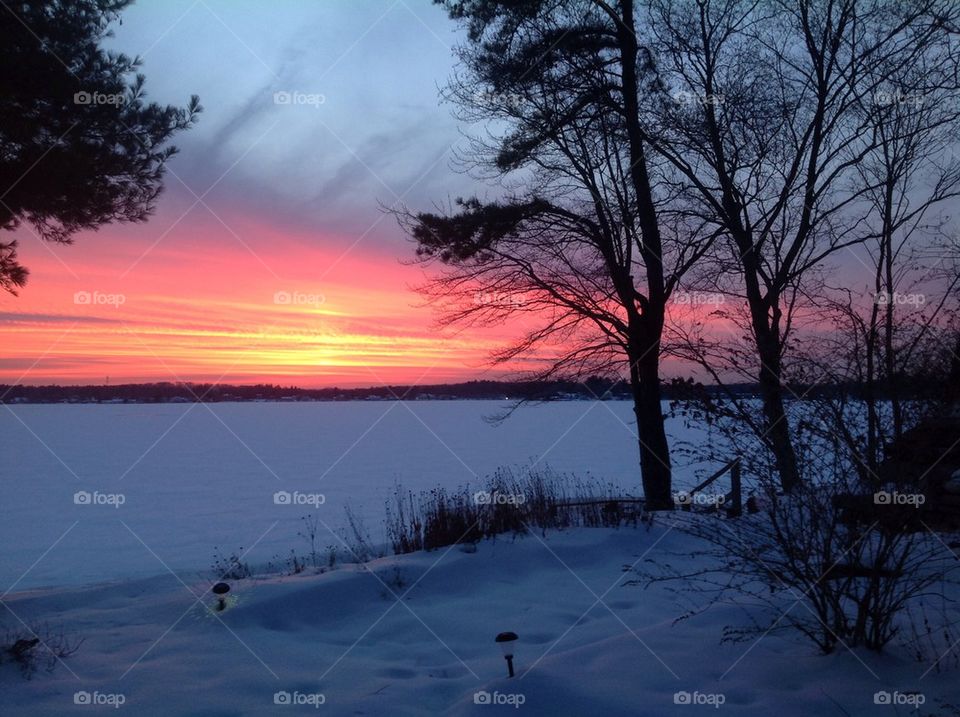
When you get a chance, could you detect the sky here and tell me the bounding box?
[0,1,923,389]
[0,0,521,388]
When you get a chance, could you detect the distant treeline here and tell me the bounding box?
[0,377,930,405]
[2,378,639,404]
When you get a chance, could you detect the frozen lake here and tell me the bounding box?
[1,401,711,590]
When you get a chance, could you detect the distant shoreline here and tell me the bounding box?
[0,378,758,404]
[2,396,639,405]
[1,378,899,405]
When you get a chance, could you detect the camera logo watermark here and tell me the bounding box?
[473,290,526,308]
[674,691,726,708]
[274,491,326,507]
[873,89,924,107]
[874,690,925,707]
[874,291,925,307]
[472,89,525,112]
[274,691,325,708]
[74,491,125,508]
[74,691,126,708]
[873,490,925,508]
[474,491,526,506]
[273,290,325,307]
[273,91,325,108]
[74,91,125,106]
[671,291,724,307]
[674,491,725,507]
[74,290,126,308]
[672,91,724,107]
[474,691,526,708]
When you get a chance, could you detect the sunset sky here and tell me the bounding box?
[0,0,893,389]
[0,0,525,387]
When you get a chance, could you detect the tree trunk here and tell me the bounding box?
[617,0,673,508]
[882,241,904,443]
[865,281,882,482]
[695,36,802,492]
[750,304,801,493]
[627,318,673,510]
[864,324,880,482]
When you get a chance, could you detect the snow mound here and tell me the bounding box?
[2,525,953,715]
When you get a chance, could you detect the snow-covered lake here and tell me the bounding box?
[5,403,952,717]
[1,401,711,591]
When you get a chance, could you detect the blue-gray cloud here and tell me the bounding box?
[105,0,476,248]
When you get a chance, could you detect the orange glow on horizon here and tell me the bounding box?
[0,208,737,388]
[0,213,524,388]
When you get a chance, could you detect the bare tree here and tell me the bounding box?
[636,0,960,491]
[410,0,960,503]
[638,480,959,655]
[856,53,960,461]
[401,1,717,509]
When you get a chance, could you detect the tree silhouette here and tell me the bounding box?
[640,0,960,491]
[0,0,201,294]
[414,0,960,499]
[402,0,717,509]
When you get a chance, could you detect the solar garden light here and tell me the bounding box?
[495,631,518,678]
[212,582,231,611]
